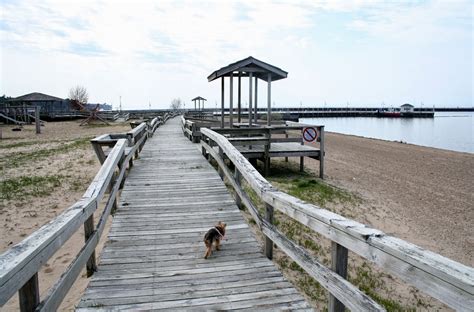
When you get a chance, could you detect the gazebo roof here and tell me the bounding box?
[401,103,414,107]
[191,96,207,101]
[207,56,288,82]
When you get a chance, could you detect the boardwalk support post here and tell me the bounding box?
[264,203,274,259]
[300,129,304,172]
[234,168,242,209]
[201,135,207,159]
[328,242,348,312]
[319,125,325,179]
[19,273,39,312]
[84,216,97,277]
[264,132,270,176]
[218,147,224,180]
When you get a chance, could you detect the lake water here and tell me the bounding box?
[300,112,474,154]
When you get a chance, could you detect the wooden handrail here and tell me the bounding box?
[200,127,474,311]
[0,117,168,311]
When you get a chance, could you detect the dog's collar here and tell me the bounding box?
[214,227,224,238]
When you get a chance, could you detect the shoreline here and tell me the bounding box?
[300,113,474,154]
[323,129,474,155]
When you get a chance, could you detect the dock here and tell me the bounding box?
[1,116,471,312]
[76,118,312,310]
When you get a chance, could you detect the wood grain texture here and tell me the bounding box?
[200,126,474,310]
[78,118,312,310]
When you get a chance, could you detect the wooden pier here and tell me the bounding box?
[1,116,472,312]
[77,118,312,310]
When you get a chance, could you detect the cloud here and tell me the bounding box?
[0,0,471,107]
[66,42,110,57]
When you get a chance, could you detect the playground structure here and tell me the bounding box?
[70,100,110,126]
[0,105,43,134]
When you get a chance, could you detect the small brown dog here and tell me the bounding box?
[203,221,226,259]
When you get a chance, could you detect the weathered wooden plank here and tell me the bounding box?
[0,199,96,305]
[88,267,281,288]
[79,118,309,310]
[79,287,299,309]
[268,190,474,310]
[261,221,384,311]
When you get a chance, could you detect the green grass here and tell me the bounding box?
[350,262,417,311]
[271,177,355,207]
[1,137,92,168]
[0,175,63,200]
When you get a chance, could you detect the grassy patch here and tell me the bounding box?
[265,160,357,207]
[350,262,417,311]
[0,175,63,200]
[271,177,356,206]
[1,137,92,168]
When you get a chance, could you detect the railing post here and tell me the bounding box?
[201,135,207,158]
[218,147,224,180]
[192,124,198,143]
[234,168,242,210]
[91,141,106,165]
[126,133,134,168]
[118,154,126,189]
[328,242,348,312]
[264,203,274,259]
[319,126,325,179]
[284,130,288,162]
[300,128,304,172]
[19,273,39,312]
[264,129,270,176]
[84,216,97,277]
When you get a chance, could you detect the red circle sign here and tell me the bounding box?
[303,127,318,143]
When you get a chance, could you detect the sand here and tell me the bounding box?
[307,132,474,266]
[0,120,132,311]
[1,121,472,310]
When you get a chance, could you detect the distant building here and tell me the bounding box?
[1,92,112,119]
[400,103,414,113]
[6,92,72,115]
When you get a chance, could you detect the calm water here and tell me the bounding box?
[301,112,474,154]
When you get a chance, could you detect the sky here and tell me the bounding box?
[0,0,472,109]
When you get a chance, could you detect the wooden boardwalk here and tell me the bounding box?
[77,118,312,311]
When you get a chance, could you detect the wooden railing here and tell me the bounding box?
[199,127,474,311]
[0,116,166,311]
[181,116,325,178]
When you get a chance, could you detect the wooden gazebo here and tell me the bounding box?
[191,96,207,110]
[208,56,287,128]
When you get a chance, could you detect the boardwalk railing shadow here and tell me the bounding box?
[0,113,176,311]
[198,126,473,311]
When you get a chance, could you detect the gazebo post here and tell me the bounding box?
[229,73,234,127]
[221,77,225,128]
[248,72,253,127]
[194,100,196,110]
[238,72,241,123]
[254,76,258,124]
[267,73,272,126]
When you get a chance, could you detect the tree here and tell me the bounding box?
[69,86,89,105]
[170,98,183,111]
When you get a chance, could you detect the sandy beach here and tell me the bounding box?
[1,121,472,310]
[307,132,473,267]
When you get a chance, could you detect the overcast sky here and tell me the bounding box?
[0,0,472,109]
